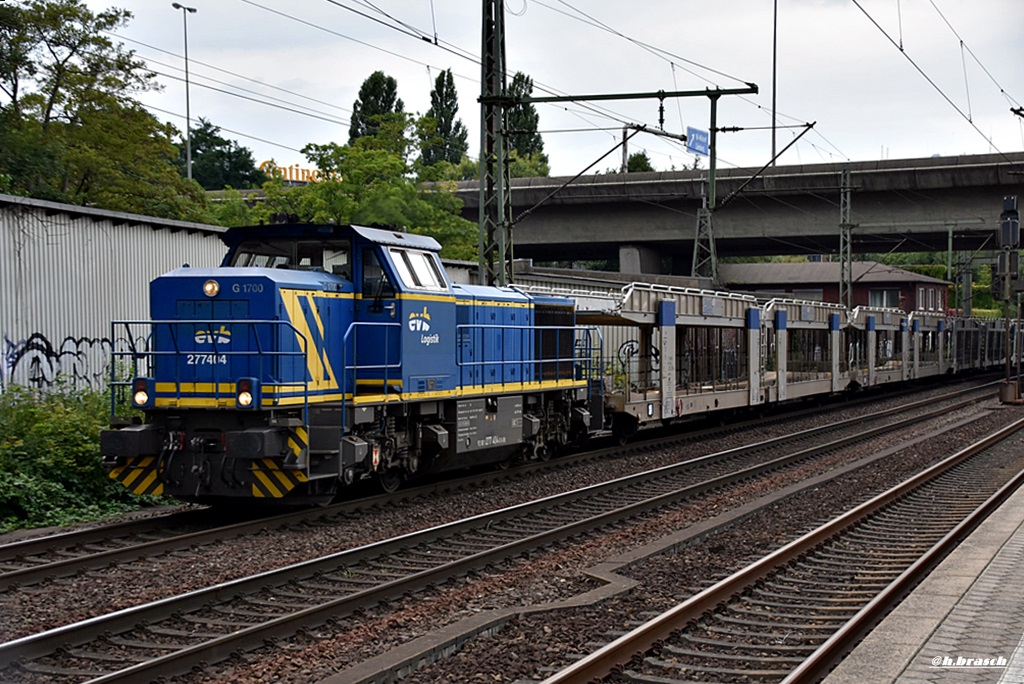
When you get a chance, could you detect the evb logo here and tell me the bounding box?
[408,307,431,332]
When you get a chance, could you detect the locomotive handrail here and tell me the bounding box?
[454,323,600,390]
[576,326,604,381]
[339,321,402,427]
[107,319,311,420]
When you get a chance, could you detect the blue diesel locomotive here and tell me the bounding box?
[101,221,1019,507]
[101,223,598,504]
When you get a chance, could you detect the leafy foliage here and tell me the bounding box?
[0,0,213,221]
[627,151,655,173]
[434,149,549,181]
[507,72,546,160]
[216,117,478,260]
[349,70,405,144]
[420,69,469,167]
[175,117,268,190]
[0,384,154,532]
[210,187,259,228]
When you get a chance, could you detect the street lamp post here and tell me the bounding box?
[172,2,197,180]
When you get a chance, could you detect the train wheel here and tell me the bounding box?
[534,443,553,461]
[378,470,403,494]
[613,414,638,446]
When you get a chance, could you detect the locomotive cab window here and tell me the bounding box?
[231,240,291,268]
[362,248,395,298]
[323,246,351,278]
[230,239,350,274]
[388,247,447,292]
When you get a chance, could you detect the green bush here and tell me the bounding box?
[0,383,155,532]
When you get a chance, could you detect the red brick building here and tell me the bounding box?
[718,261,950,312]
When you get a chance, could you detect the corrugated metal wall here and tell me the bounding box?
[0,198,226,391]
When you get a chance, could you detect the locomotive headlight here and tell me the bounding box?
[131,377,154,408]
[202,279,220,297]
[235,377,260,409]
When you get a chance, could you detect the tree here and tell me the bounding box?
[627,151,655,173]
[0,1,31,111]
[1,1,153,117]
[222,116,477,260]
[430,149,548,182]
[420,69,468,167]
[0,0,211,221]
[349,71,404,144]
[176,118,267,190]
[506,72,545,159]
[64,102,209,220]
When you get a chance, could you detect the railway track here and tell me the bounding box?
[0,380,995,593]
[542,415,1024,684]
[0,383,999,682]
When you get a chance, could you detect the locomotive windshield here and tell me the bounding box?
[230,239,351,277]
[387,247,447,292]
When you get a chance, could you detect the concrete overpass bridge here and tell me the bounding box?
[455,152,1024,274]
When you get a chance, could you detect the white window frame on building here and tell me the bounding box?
[869,288,901,308]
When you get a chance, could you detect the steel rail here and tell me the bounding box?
[2,381,992,591]
[0,507,206,560]
[1,387,991,680]
[0,393,991,679]
[539,415,1024,684]
[782,435,1024,683]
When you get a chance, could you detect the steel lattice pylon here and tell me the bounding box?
[691,205,717,281]
[478,0,513,286]
[839,168,853,310]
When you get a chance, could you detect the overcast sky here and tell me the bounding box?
[83,0,1024,177]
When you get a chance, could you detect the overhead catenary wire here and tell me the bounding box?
[927,0,1022,109]
[309,0,777,166]
[154,69,348,126]
[144,58,348,122]
[319,0,696,157]
[141,0,828,172]
[849,0,1014,161]
[110,31,352,113]
[526,0,848,163]
[139,0,657,167]
[547,0,753,87]
[81,39,347,154]
[100,0,1017,181]
[145,104,306,153]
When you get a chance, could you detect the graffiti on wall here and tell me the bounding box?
[2,333,113,391]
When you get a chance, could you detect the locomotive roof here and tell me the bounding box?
[222,223,442,252]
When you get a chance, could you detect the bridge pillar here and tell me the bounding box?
[619,245,661,274]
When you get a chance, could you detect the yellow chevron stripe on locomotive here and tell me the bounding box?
[250,459,309,498]
[107,456,165,497]
[250,426,309,498]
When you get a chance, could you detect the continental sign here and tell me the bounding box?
[259,161,341,183]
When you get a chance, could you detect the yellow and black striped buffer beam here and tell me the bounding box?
[287,426,308,461]
[108,456,165,497]
[250,458,309,498]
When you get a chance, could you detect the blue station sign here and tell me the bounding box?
[686,126,710,156]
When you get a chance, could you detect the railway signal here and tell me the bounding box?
[996,195,1020,401]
